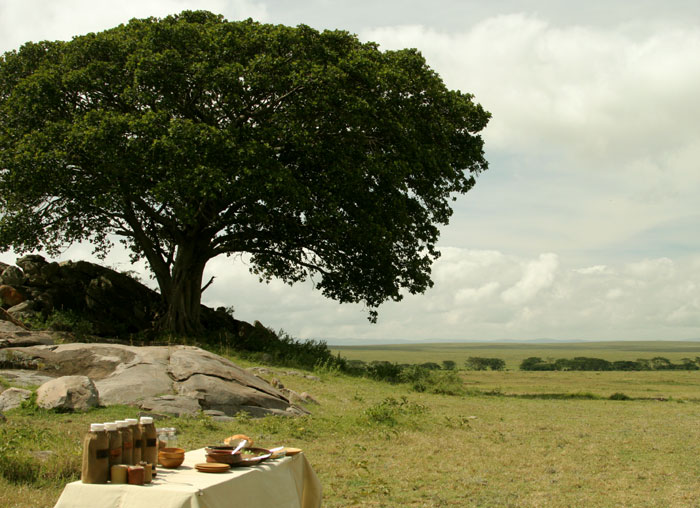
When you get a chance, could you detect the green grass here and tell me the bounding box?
[2,344,700,507]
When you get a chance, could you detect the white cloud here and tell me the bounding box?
[455,281,500,304]
[501,253,559,305]
[575,265,612,275]
[625,258,675,279]
[362,16,700,258]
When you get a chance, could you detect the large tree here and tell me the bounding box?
[0,11,490,335]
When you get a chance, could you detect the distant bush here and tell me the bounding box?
[366,361,404,383]
[519,357,556,371]
[609,392,631,400]
[520,356,700,371]
[465,357,506,371]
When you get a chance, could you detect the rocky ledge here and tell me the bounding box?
[0,327,308,418]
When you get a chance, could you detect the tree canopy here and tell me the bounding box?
[0,11,490,335]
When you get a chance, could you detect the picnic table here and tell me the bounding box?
[53,447,322,508]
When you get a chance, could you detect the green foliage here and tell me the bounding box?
[465,356,506,371]
[520,356,700,371]
[0,11,490,334]
[25,309,95,340]
[362,396,428,426]
[441,360,456,370]
[423,370,465,396]
[609,392,631,400]
[365,361,405,383]
[211,327,346,372]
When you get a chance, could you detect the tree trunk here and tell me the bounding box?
[159,241,209,336]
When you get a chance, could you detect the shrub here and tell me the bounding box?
[363,396,428,426]
[366,361,404,383]
[609,392,631,401]
[466,357,505,371]
[520,357,556,371]
[424,370,465,396]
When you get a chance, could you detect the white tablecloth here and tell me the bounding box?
[54,448,322,508]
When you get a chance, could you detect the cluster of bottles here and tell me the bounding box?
[81,416,158,484]
[156,427,178,449]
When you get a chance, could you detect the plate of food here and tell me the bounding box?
[206,447,271,467]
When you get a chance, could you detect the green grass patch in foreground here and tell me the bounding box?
[2,365,700,507]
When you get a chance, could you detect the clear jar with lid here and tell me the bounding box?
[157,427,169,449]
[166,428,178,448]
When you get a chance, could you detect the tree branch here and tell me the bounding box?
[201,276,215,293]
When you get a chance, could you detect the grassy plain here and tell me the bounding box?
[2,342,700,507]
[331,340,700,370]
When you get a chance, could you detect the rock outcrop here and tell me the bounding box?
[0,255,161,335]
[0,256,317,418]
[0,255,283,347]
[0,341,306,417]
[0,320,57,349]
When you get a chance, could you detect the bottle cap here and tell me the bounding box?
[139,416,153,425]
[104,422,118,431]
[90,423,105,432]
[125,418,138,425]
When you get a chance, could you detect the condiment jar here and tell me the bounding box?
[128,465,145,485]
[104,422,122,468]
[110,464,128,484]
[126,418,142,464]
[140,416,158,468]
[117,420,133,465]
[81,423,109,484]
[139,461,153,483]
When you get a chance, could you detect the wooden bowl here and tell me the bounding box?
[158,454,184,468]
[159,447,185,456]
[158,448,185,468]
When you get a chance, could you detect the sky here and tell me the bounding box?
[1,0,700,344]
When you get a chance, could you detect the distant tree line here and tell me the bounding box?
[464,357,506,371]
[519,356,700,371]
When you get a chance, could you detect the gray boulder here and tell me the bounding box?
[7,301,39,320]
[0,369,55,387]
[1,343,300,417]
[140,395,202,417]
[0,387,32,411]
[36,375,99,411]
[0,321,57,349]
